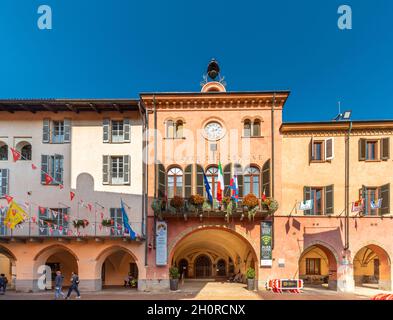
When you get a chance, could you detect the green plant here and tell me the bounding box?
[189,194,205,206]
[243,194,259,220]
[73,219,89,229]
[170,196,184,211]
[151,198,163,213]
[169,266,180,279]
[101,219,113,227]
[262,198,279,213]
[130,279,138,288]
[202,201,212,212]
[246,267,256,279]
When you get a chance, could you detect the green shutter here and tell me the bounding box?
[103,119,110,143]
[41,155,49,184]
[103,155,109,184]
[0,169,9,197]
[184,165,193,198]
[43,119,50,143]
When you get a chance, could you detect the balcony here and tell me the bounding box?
[151,196,278,221]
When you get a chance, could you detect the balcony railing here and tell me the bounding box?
[153,197,273,220]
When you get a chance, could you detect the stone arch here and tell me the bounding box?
[76,172,95,190]
[33,244,79,263]
[0,245,17,262]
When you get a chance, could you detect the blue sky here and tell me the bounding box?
[0,0,392,122]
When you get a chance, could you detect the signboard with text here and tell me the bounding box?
[156,221,168,266]
[260,221,273,267]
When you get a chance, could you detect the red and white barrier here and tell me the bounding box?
[266,279,303,293]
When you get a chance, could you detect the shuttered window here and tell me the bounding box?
[184,165,192,198]
[124,118,131,142]
[359,139,366,161]
[43,119,50,143]
[158,163,166,197]
[262,160,271,197]
[303,186,333,215]
[103,119,110,143]
[103,119,131,143]
[380,184,390,215]
[325,185,334,215]
[0,169,9,197]
[102,155,130,185]
[223,164,231,196]
[41,154,63,185]
[381,138,390,161]
[234,164,243,198]
[325,138,334,160]
[303,186,312,215]
[103,155,109,184]
[42,119,71,144]
[359,138,390,161]
[196,165,204,196]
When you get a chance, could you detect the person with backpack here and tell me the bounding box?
[54,271,65,299]
[65,271,81,299]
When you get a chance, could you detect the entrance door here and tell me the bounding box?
[195,255,212,278]
[178,259,188,279]
[216,259,226,277]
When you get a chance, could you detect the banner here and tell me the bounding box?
[4,201,28,229]
[261,221,273,267]
[156,221,168,266]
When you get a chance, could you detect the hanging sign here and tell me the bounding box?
[156,221,168,266]
[261,221,273,267]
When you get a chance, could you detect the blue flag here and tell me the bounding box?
[203,172,213,204]
[121,200,136,240]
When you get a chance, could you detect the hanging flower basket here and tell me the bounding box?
[170,196,184,212]
[73,219,89,229]
[101,219,113,227]
[243,194,259,221]
[262,198,279,214]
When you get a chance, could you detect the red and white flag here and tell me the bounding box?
[70,192,75,201]
[217,161,224,202]
[44,173,53,185]
[5,195,13,204]
[31,164,37,170]
[10,148,21,162]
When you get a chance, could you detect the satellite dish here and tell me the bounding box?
[207,59,220,80]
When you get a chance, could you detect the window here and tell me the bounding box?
[166,120,184,139]
[43,119,71,144]
[0,169,9,198]
[103,119,130,143]
[206,166,218,199]
[309,138,334,162]
[103,155,130,185]
[166,120,174,138]
[304,185,334,215]
[359,138,390,161]
[0,206,7,236]
[175,121,183,138]
[110,208,123,236]
[362,184,390,215]
[41,155,63,185]
[244,166,260,196]
[0,143,8,161]
[306,258,321,275]
[167,167,183,198]
[243,119,262,137]
[20,144,32,161]
[38,208,69,236]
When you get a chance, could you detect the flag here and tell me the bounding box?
[5,195,13,204]
[261,188,267,201]
[299,200,313,211]
[70,192,75,201]
[44,173,53,185]
[4,201,28,229]
[121,200,136,240]
[203,172,213,204]
[352,199,364,212]
[217,161,224,202]
[59,184,64,190]
[229,175,239,203]
[371,199,382,210]
[10,148,21,162]
[31,164,37,170]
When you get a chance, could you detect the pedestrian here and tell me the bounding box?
[54,271,65,299]
[65,271,81,299]
[0,274,8,294]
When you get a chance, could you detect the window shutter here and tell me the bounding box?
[41,155,49,184]
[381,138,390,161]
[158,163,166,197]
[224,164,231,196]
[0,169,9,197]
[124,118,131,142]
[184,165,192,198]
[196,165,204,195]
[325,185,334,215]
[304,186,311,215]
[103,119,110,143]
[43,119,50,143]
[309,137,314,163]
[380,183,390,215]
[55,154,64,184]
[262,160,271,197]
[103,155,109,184]
[359,139,366,161]
[64,119,71,143]
[234,164,243,198]
[123,155,130,184]
[325,138,334,160]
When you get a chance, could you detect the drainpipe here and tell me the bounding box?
[153,95,157,252]
[271,93,276,250]
[344,121,352,251]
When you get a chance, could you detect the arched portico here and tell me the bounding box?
[0,245,17,289]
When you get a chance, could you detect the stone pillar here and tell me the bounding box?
[14,259,36,293]
[336,262,355,293]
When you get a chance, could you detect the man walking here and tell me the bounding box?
[54,271,65,299]
[65,271,81,299]
[0,274,8,295]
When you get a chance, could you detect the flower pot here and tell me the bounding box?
[247,278,255,291]
[170,279,179,291]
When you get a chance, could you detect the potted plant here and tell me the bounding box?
[73,219,89,229]
[243,194,259,221]
[188,194,204,213]
[169,266,180,291]
[130,279,138,288]
[170,196,184,213]
[262,198,279,215]
[246,267,256,291]
[101,218,113,227]
[221,196,231,210]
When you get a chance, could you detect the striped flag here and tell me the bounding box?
[217,161,224,202]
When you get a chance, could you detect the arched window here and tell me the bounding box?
[166,120,174,138]
[0,142,8,161]
[244,120,251,137]
[16,141,32,161]
[206,166,218,198]
[244,166,260,196]
[253,120,261,137]
[167,167,183,198]
[175,120,183,138]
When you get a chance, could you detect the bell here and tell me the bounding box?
[207,59,220,80]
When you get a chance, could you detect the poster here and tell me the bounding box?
[260,221,272,267]
[156,221,168,266]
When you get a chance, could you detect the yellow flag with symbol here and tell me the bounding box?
[4,201,28,229]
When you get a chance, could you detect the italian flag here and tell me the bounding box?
[217,161,224,202]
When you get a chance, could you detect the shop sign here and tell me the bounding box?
[156,221,168,266]
[260,221,273,267]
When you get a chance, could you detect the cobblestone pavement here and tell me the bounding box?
[0,282,384,300]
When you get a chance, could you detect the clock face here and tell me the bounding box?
[204,122,224,141]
